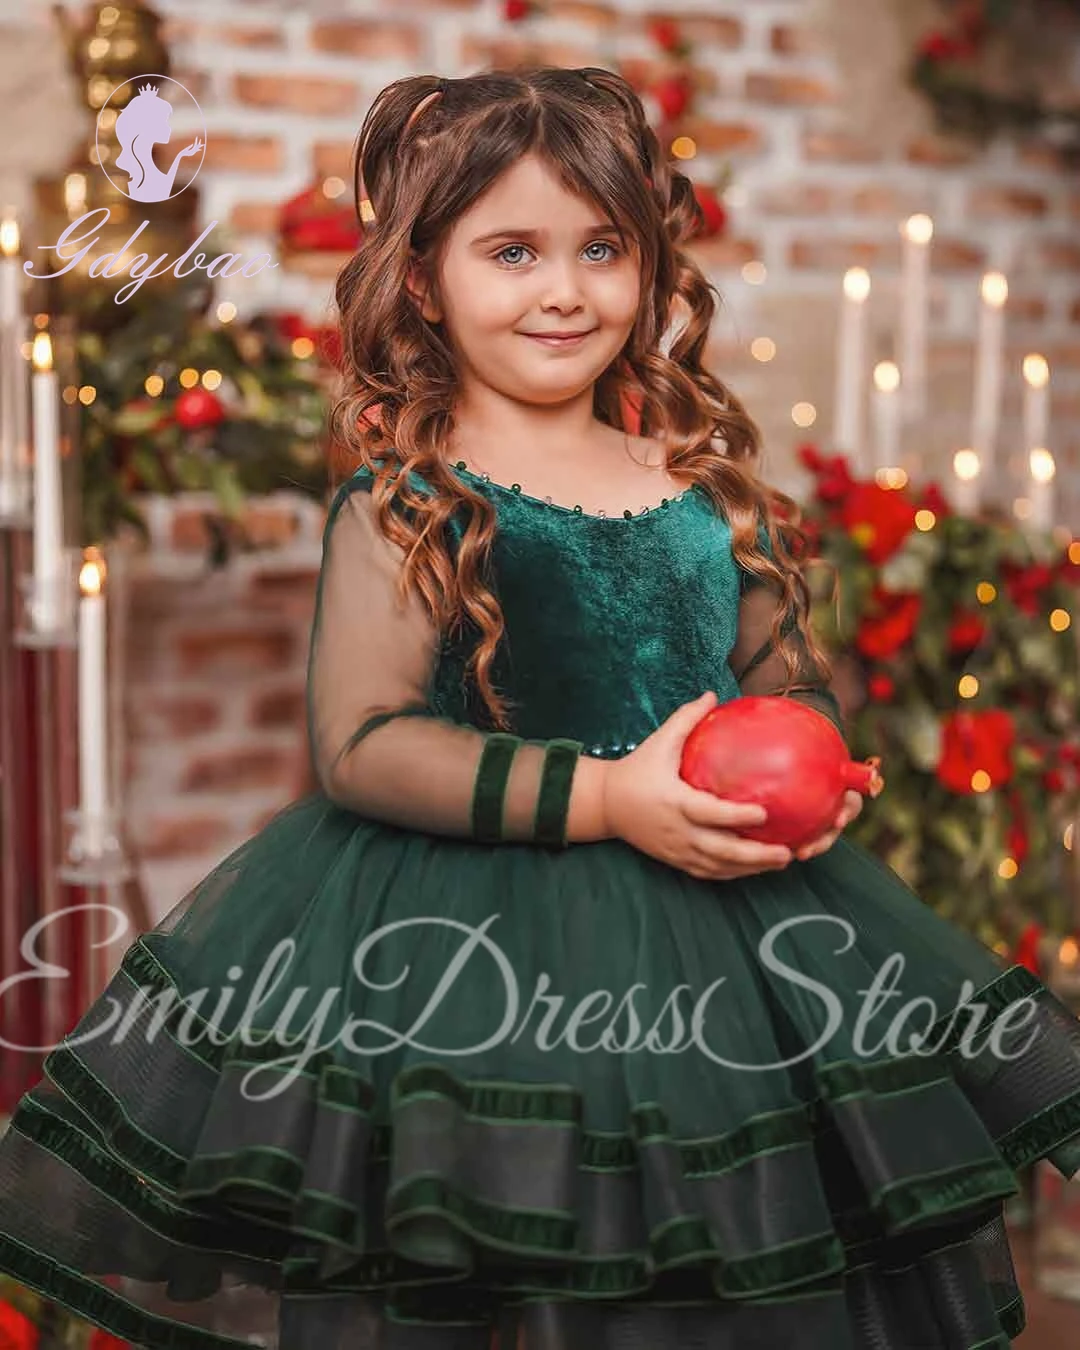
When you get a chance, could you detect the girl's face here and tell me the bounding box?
[417,153,641,407]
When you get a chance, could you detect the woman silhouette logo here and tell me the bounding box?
[98,76,206,203]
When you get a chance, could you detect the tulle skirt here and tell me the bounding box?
[2,790,1080,1348]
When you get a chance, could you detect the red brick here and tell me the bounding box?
[140,814,236,861]
[788,237,898,271]
[170,509,214,552]
[643,12,743,47]
[744,71,837,106]
[1048,342,1080,369]
[169,67,211,103]
[1018,142,1071,171]
[229,202,282,236]
[202,135,283,175]
[547,1,619,27]
[1005,295,1048,322]
[802,128,883,163]
[163,20,284,48]
[1039,239,1080,271]
[968,186,1050,218]
[181,746,300,793]
[677,118,764,155]
[176,627,295,678]
[849,186,925,218]
[313,141,354,182]
[239,503,300,549]
[1067,191,1080,220]
[1072,298,1080,324]
[905,134,978,167]
[130,694,222,740]
[618,58,721,97]
[233,74,359,118]
[686,236,761,269]
[460,38,599,70]
[309,20,421,60]
[249,685,306,730]
[770,23,823,55]
[756,183,837,215]
[247,567,319,617]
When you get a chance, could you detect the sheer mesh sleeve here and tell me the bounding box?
[728,534,846,739]
[306,478,583,845]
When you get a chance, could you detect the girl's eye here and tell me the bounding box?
[495,244,532,266]
[583,240,619,263]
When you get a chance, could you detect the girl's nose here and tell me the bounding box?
[538,261,586,313]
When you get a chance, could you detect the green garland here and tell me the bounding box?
[911,0,1080,161]
[799,446,1080,952]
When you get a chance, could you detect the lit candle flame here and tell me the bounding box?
[1030,447,1056,484]
[902,214,934,245]
[0,215,18,257]
[31,331,53,373]
[953,449,981,482]
[843,267,871,302]
[873,360,900,394]
[79,555,105,597]
[980,272,1008,307]
[1022,353,1049,389]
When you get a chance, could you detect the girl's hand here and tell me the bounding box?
[793,790,864,862]
[601,691,795,881]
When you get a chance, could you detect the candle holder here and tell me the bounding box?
[13,550,77,647]
[57,805,132,885]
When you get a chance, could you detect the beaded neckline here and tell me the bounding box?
[449,460,698,522]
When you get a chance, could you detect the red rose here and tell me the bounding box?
[840,482,917,564]
[1002,561,1056,616]
[936,710,1015,795]
[692,183,727,238]
[798,443,823,471]
[867,672,896,702]
[947,610,987,652]
[504,0,531,19]
[855,588,922,660]
[0,1300,37,1350]
[653,75,691,121]
[648,17,682,52]
[1013,921,1044,975]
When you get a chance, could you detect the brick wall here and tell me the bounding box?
[91,0,1078,923]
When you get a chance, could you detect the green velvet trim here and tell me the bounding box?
[533,738,583,847]
[471,733,524,842]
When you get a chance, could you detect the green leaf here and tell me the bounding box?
[209,459,245,518]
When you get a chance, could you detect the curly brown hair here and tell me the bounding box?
[328,65,831,732]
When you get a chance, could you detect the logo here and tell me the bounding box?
[97,75,206,202]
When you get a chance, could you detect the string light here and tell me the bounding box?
[997,858,1018,880]
[915,509,936,531]
[144,374,164,397]
[971,770,992,792]
[750,337,776,362]
[976,582,996,604]
[1050,609,1071,632]
[791,402,817,428]
[741,261,767,285]
[671,136,696,160]
[179,368,199,389]
[958,675,979,699]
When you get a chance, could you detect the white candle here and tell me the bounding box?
[31,331,65,631]
[833,267,871,465]
[971,272,1008,491]
[899,214,933,424]
[1022,353,1050,459]
[872,360,901,470]
[78,552,109,857]
[952,448,982,516]
[0,213,29,517]
[1028,447,1056,532]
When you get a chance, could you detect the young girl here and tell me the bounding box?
[0,65,1078,1350]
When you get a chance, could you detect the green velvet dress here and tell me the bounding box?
[1,459,1080,1350]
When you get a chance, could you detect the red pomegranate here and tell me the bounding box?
[679,696,884,849]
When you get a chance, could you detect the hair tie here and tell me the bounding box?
[356,83,445,228]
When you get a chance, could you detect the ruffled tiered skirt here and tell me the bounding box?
[2,791,1080,1348]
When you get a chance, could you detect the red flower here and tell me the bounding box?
[936,710,1016,795]
[1002,561,1056,616]
[89,1333,131,1350]
[648,17,683,52]
[798,444,856,505]
[504,0,531,19]
[840,482,918,564]
[947,610,987,653]
[692,183,727,238]
[917,30,975,62]
[1057,546,1080,588]
[855,588,922,659]
[1007,795,1029,866]
[0,1300,37,1350]
[919,481,952,519]
[1044,767,1067,793]
[653,75,691,121]
[867,672,896,702]
[1013,921,1044,975]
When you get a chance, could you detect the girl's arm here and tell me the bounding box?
[306,479,592,846]
[727,567,845,736]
